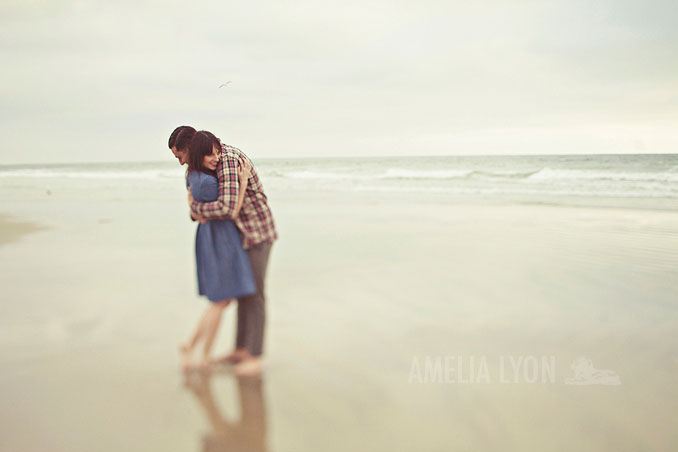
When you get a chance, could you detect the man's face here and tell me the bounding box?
[171,146,188,166]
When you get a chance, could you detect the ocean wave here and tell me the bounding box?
[350,184,678,198]
[470,169,544,179]
[265,166,678,184]
[284,170,364,180]
[261,169,286,178]
[282,168,545,181]
[378,168,546,180]
[528,167,678,183]
[379,168,473,179]
[0,168,183,180]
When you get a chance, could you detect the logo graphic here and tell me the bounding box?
[565,356,621,385]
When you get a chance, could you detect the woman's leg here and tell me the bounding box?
[183,308,211,350]
[200,299,232,366]
[180,308,213,370]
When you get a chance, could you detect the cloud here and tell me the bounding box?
[0,0,677,163]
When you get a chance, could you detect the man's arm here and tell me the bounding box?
[189,153,240,220]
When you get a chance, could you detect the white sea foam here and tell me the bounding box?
[350,184,678,198]
[379,168,474,179]
[528,167,678,183]
[282,168,541,181]
[1,155,677,205]
[284,170,363,180]
[0,168,183,180]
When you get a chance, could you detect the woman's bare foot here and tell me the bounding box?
[197,355,213,370]
[179,343,193,371]
[215,348,250,365]
[183,372,209,394]
[233,357,262,376]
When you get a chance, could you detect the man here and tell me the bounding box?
[168,125,193,165]
[168,126,278,376]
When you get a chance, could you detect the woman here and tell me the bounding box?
[180,130,256,370]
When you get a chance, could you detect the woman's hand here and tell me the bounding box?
[238,160,252,184]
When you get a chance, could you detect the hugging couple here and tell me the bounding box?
[168,126,277,376]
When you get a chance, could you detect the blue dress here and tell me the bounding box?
[187,171,256,302]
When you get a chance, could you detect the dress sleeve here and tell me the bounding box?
[198,174,219,202]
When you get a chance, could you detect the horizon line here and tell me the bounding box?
[1,152,677,167]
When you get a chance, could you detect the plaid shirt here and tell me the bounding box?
[190,143,278,249]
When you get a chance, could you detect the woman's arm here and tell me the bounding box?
[232,160,252,218]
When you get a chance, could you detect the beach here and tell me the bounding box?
[0,156,677,451]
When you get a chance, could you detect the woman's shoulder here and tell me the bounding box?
[188,170,217,186]
[187,170,200,188]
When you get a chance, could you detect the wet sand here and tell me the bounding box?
[0,214,47,247]
[0,184,677,451]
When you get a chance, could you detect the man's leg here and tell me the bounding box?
[235,297,248,350]
[215,302,247,364]
[233,242,271,375]
[222,243,271,365]
[242,242,272,357]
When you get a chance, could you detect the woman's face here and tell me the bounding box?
[202,145,221,171]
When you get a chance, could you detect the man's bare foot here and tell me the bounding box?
[233,357,262,376]
[215,348,250,365]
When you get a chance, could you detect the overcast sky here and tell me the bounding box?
[1,0,677,164]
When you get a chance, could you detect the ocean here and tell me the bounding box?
[1,154,677,210]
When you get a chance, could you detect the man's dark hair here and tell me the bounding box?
[174,127,197,152]
[168,125,195,149]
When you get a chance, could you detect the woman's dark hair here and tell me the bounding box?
[187,130,221,175]
[174,127,196,152]
[168,125,195,149]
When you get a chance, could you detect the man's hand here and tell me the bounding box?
[238,160,252,183]
[190,211,208,224]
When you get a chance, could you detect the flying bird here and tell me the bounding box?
[218,81,232,88]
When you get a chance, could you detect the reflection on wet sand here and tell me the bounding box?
[184,372,268,452]
[0,214,47,247]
